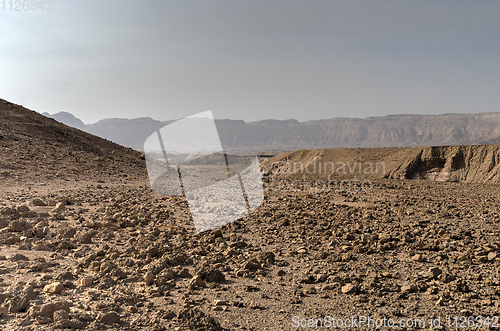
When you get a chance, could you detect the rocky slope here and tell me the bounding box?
[1,99,146,184]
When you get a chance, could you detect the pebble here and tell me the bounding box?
[411,254,425,262]
[32,199,47,206]
[44,282,64,294]
[78,277,93,287]
[297,247,308,254]
[243,258,262,271]
[6,285,33,313]
[428,267,442,279]
[17,205,30,213]
[99,311,120,325]
[8,220,26,232]
[341,283,357,294]
[190,275,206,288]
[9,253,29,261]
[28,300,71,318]
[214,300,228,306]
[400,283,416,293]
[52,202,66,212]
[459,309,473,317]
[144,271,155,285]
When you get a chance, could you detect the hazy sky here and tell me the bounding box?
[1,0,500,123]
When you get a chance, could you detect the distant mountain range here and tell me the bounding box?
[42,111,500,153]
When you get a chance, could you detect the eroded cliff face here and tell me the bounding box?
[263,144,500,184]
[385,145,500,183]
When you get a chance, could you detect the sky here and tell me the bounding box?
[1,0,500,124]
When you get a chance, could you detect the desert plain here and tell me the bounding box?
[1,100,500,330]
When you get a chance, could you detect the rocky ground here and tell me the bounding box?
[2,99,500,330]
[1,176,500,330]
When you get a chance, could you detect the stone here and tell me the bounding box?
[163,270,175,280]
[9,253,29,261]
[110,267,127,280]
[53,309,69,322]
[56,197,70,205]
[17,205,30,213]
[438,273,454,283]
[459,309,473,317]
[78,277,93,287]
[28,301,71,318]
[245,285,260,292]
[99,311,120,325]
[57,226,76,239]
[297,247,308,254]
[488,252,497,261]
[6,285,33,313]
[258,251,276,265]
[401,283,416,293]
[146,246,159,257]
[144,271,155,285]
[44,282,64,294]
[214,300,228,306]
[52,202,66,213]
[428,267,442,279]
[0,207,17,215]
[53,309,86,329]
[190,275,206,288]
[243,258,262,271]
[8,220,26,232]
[316,274,328,282]
[32,199,47,206]
[175,268,191,278]
[97,261,114,274]
[197,266,225,283]
[341,283,357,294]
[411,254,425,262]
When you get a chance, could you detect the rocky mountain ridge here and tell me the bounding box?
[45,111,500,152]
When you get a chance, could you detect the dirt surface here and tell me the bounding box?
[2,177,500,330]
[1,100,500,330]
